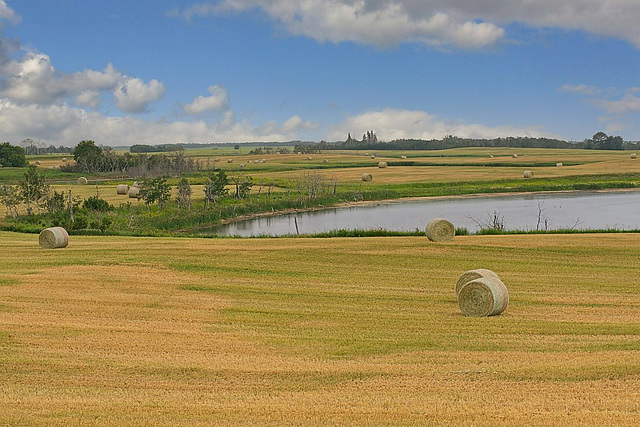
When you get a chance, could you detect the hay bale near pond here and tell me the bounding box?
[128,186,140,198]
[39,227,69,249]
[455,269,502,298]
[378,161,388,169]
[425,218,455,242]
[458,277,509,317]
[523,170,534,178]
[77,177,88,185]
[361,173,373,182]
[116,184,129,195]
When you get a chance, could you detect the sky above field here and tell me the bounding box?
[0,0,638,147]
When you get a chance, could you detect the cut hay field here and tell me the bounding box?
[1,231,639,425]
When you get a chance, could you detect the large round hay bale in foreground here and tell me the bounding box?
[39,227,69,249]
[425,218,455,242]
[116,184,129,195]
[377,161,388,168]
[523,170,534,178]
[128,186,140,198]
[361,173,373,182]
[455,269,502,298]
[77,177,88,185]
[458,277,509,317]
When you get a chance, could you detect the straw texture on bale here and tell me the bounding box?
[556,163,563,167]
[361,173,373,182]
[425,218,455,242]
[632,153,637,159]
[378,161,388,169]
[455,269,502,298]
[116,184,129,195]
[128,186,140,198]
[523,170,534,178]
[39,227,69,249]
[77,177,88,185]
[458,277,509,317]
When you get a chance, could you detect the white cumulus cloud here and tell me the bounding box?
[328,108,558,141]
[113,77,166,113]
[184,84,229,115]
[171,0,640,48]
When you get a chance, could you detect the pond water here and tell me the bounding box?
[209,191,640,237]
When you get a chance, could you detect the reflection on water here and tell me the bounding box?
[208,191,640,237]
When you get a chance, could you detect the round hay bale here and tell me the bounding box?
[458,277,509,317]
[61,157,68,162]
[323,159,329,163]
[39,227,69,249]
[248,160,253,163]
[307,156,313,160]
[214,158,220,162]
[455,269,502,298]
[361,173,373,182]
[425,218,455,242]
[489,155,494,158]
[377,161,388,169]
[35,160,41,165]
[261,159,267,163]
[523,170,534,178]
[512,154,518,158]
[401,155,407,159]
[556,162,563,167]
[227,159,233,163]
[370,155,376,159]
[632,153,637,159]
[77,177,88,185]
[240,163,246,168]
[116,184,129,195]
[128,186,140,198]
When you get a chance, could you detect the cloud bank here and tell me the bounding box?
[171,0,640,49]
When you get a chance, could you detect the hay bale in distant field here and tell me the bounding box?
[512,154,518,158]
[128,186,140,198]
[401,155,407,159]
[307,156,313,160]
[248,160,253,163]
[227,159,233,163]
[556,162,563,167]
[62,157,68,162]
[214,158,220,162]
[632,153,637,159]
[489,155,494,158]
[370,155,376,159]
[240,164,246,168]
[77,177,88,185]
[361,173,373,182]
[378,161,388,168]
[39,227,69,249]
[458,277,509,317]
[455,269,502,298]
[425,218,455,242]
[523,170,534,178]
[116,184,129,195]
[35,160,41,165]
[261,159,267,163]
[323,159,328,163]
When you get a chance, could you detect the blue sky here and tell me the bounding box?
[0,0,638,147]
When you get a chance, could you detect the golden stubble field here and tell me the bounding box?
[1,231,639,425]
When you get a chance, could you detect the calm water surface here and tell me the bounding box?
[210,191,640,237]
